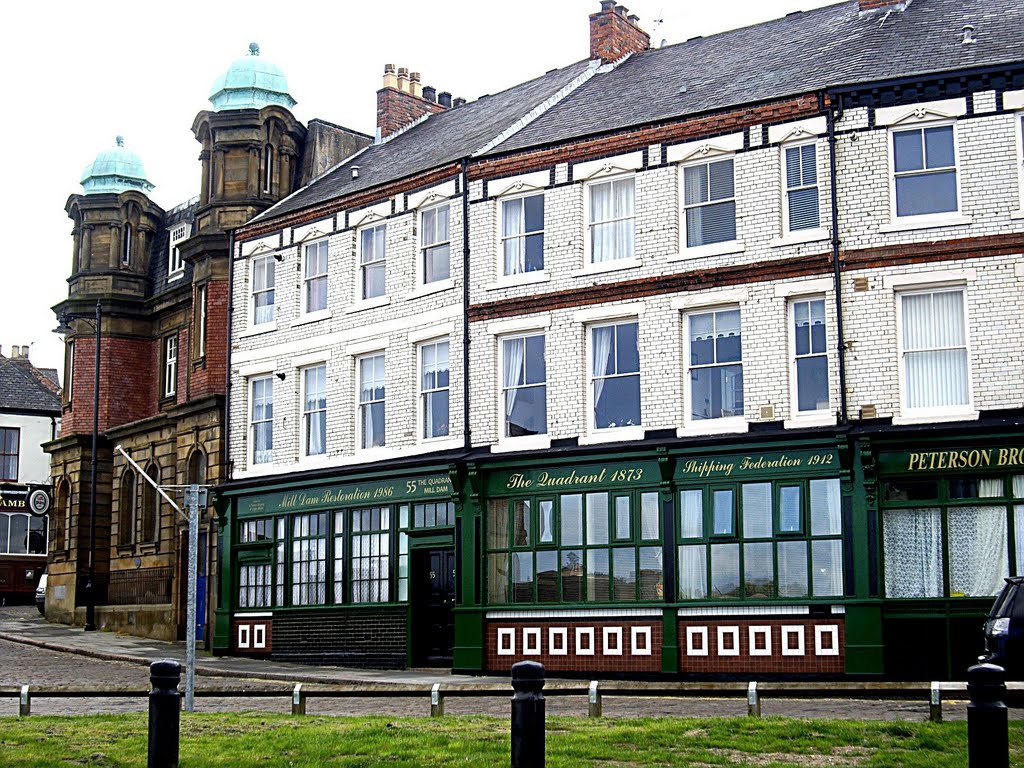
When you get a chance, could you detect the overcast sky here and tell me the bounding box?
[0,0,840,376]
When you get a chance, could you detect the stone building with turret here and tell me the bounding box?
[45,45,368,642]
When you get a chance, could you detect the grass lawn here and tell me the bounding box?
[1,713,1022,767]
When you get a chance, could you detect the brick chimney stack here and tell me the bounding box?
[858,0,910,13]
[377,64,450,140]
[590,1,650,65]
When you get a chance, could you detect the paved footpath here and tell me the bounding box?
[0,605,1002,721]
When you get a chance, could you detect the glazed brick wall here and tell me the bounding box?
[269,608,407,668]
[188,278,229,399]
[378,87,446,139]
[678,619,844,675]
[64,336,154,434]
[485,619,662,674]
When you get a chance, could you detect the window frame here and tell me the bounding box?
[301,239,329,315]
[419,202,451,285]
[788,296,830,416]
[122,224,132,266]
[162,334,178,399]
[895,285,973,418]
[168,223,190,278]
[499,332,548,443]
[681,156,738,251]
[263,144,274,195]
[300,363,328,459]
[418,338,450,442]
[888,120,962,222]
[357,352,386,450]
[684,306,745,427]
[357,222,387,301]
[249,375,274,465]
[1016,112,1024,215]
[499,191,545,277]
[194,283,207,360]
[586,319,642,436]
[584,175,636,265]
[65,339,74,406]
[250,253,276,327]
[0,427,19,482]
[781,141,821,234]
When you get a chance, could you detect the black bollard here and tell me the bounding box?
[148,659,181,768]
[511,661,545,768]
[967,663,1008,768]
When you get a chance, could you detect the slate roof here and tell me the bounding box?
[0,356,62,415]
[147,199,198,299]
[258,60,592,221]
[492,0,1024,154]
[253,0,1024,227]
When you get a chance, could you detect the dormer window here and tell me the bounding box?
[168,223,190,278]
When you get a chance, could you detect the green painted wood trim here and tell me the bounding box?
[661,610,679,674]
[843,605,884,675]
[453,611,484,672]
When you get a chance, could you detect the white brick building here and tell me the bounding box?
[216,0,1024,680]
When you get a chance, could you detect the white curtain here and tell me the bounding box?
[253,257,275,325]
[884,507,943,597]
[679,545,708,599]
[902,291,968,408]
[252,378,273,464]
[591,326,614,419]
[503,337,525,427]
[948,478,1007,596]
[590,179,634,262]
[502,198,524,275]
[679,490,703,538]
[812,539,843,596]
[810,478,842,536]
[304,367,325,456]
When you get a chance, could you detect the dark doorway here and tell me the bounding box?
[412,547,455,666]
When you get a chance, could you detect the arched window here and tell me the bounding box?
[55,479,70,551]
[141,464,160,543]
[118,470,135,546]
[187,449,206,486]
[122,224,133,266]
[263,144,274,194]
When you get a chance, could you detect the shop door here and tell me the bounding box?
[412,548,455,666]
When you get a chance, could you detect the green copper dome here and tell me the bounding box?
[209,43,297,112]
[80,136,155,195]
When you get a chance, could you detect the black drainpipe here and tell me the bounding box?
[827,99,849,426]
[461,158,472,451]
[223,229,235,479]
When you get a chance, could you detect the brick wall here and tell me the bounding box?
[377,87,446,139]
[64,336,155,434]
[678,618,844,675]
[589,5,649,64]
[268,608,407,668]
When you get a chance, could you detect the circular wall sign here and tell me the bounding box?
[28,489,51,516]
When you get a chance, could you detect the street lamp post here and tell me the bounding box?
[54,300,102,632]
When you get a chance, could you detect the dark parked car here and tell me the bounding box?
[34,573,46,615]
[981,576,1024,677]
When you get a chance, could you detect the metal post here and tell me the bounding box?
[929,681,942,722]
[587,681,601,718]
[183,485,202,713]
[747,682,761,718]
[967,663,1008,768]
[430,683,444,717]
[85,300,101,632]
[148,660,181,768]
[292,683,306,715]
[511,661,545,768]
[18,685,30,717]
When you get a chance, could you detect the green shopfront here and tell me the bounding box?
[214,435,1024,678]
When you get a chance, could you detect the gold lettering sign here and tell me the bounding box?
[906,448,1024,472]
[678,452,835,479]
[504,466,650,491]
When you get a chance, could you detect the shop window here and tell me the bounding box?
[302,240,328,315]
[501,193,544,275]
[0,427,19,481]
[678,477,843,601]
[237,518,283,609]
[411,502,455,529]
[688,308,743,421]
[486,488,661,606]
[0,512,46,555]
[291,512,327,606]
[883,475,1017,599]
[350,506,390,603]
[419,340,450,440]
[502,334,547,438]
[590,321,641,431]
[899,288,970,413]
[587,176,634,263]
[359,223,387,300]
[301,364,327,457]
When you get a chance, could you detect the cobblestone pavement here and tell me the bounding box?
[0,605,1015,721]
